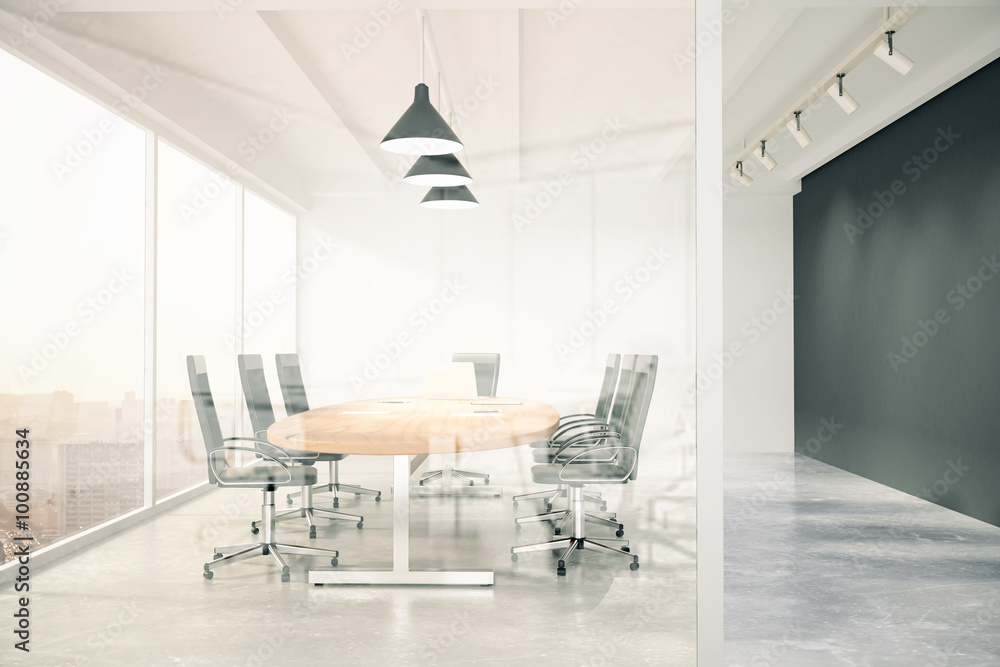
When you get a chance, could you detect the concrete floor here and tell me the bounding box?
[0,427,696,666]
[726,453,1000,667]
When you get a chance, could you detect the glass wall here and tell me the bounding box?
[0,51,297,561]
[0,48,146,560]
[155,142,237,499]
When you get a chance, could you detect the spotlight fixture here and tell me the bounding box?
[827,73,859,115]
[755,140,777,171]
[420,185,479,209]
[873,30,914,75]
[403,153,472,187]
[730,161,753,187]
[380,17,463,155]
[785,111,813,148]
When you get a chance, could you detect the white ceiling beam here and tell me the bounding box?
[256,10,395,184]
[0,7,311,212]
[722,7,803,105]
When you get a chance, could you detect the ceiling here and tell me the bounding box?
[0,1,996,207]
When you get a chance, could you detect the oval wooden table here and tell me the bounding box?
[268,397,560,586]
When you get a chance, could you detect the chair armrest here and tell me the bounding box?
[222,437,309,463]
[554,430,621,457]
[209,446,293,486]
[558,445,637,483]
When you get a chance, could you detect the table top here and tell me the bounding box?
[267,397,560,456]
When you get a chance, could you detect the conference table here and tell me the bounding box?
[267,396,560,585]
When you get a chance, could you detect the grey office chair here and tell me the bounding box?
[511,354,657,575]
[275,353,381,508]
[515,355,637,535]
[513,353,621,510]
[239,355,363,538]
[418,353,500,487]
[188,356,340,582]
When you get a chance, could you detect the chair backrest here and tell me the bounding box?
[617,354,658,481]
[238,354,277,437]
[275,353,310,416]
[187,355,224,485]
[451,353,500,397]
[593,354,621,422]
[605,354,637,432]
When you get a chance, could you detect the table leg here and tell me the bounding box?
[308,454,494,586]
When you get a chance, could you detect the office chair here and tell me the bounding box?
[514,355,637,536]
[418,353,500,488]
[188,356,340,582]
[512,353,621,511]
[511,354,657,575]
[239,355,363,538]
[275,353,381,508]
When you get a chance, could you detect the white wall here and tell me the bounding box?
[295,174,695,436]
[722,193,795,453]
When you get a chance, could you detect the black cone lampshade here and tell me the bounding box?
[420,185,479,209]
[403,154,472,187]
[380,83,463,155]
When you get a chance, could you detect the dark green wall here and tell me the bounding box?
[794,56,1000,526]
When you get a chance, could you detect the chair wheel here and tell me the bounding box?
[333,498,340,508]
[515,523,522,531]
[554,528,561,535]
[484,478,490,485]
[357,521,364,529]
[621,546,630,553]
[616,529,624,538]
[286,495,293,505]
[600,504,608,511]
[309,527,317,539]
[375,494,382,502]
[557,565,566,576]
[250,524,259,535]
[468,481,474,486]
[546,503,553,512]
[355,492,361,497]
[512,500,518,508]
[630,561,640,571]
[213,553,223,560]
[418,479,425,486]
[331,557,338,567]
[281,573,290,582]
[511,554,518,563]
[203,570,214,580]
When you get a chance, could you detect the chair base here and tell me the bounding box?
[419,468,490,487]
[286,460,381,508]
[207,489,341,582]
[261,482,363,537]
[510,486,637,574]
